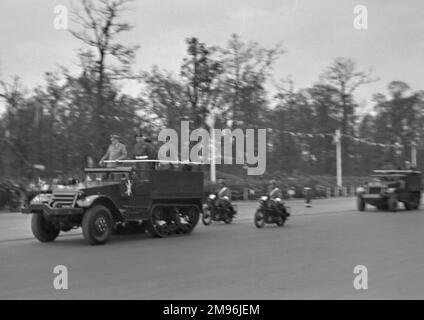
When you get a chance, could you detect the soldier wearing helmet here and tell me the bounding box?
[268,179,282,200]
[267,179,283,211]
[216,178,234,213]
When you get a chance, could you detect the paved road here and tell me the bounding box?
[1,197,424,299]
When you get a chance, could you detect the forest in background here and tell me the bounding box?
[1,0,424,183]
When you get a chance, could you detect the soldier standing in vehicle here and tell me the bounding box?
[99,134,128,168]
[143,134,158,170]
[134,132,157,169]
[133,132,153,177]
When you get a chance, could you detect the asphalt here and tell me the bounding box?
[1,197,424,299]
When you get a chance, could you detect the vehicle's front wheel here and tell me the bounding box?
[31,213,60,242]
[82,205,113,245]
[254,209,265,228]
[357,196,366,211]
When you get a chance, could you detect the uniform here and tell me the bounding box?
[268,186,282,199]
[101,142,127,168]
[217,185,232,211]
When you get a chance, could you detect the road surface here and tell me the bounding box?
[1,197,424,299]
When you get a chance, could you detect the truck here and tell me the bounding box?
[22,165,203,245]
[356,169,422,212]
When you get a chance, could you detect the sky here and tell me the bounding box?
[0,0,423,116]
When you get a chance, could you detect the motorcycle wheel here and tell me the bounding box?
[202,207,213,226]
[254,209,265,228]
[276,216,286,227]
[224,215,233,224]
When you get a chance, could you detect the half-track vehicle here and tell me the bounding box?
[22,164,203,245]
[356,170,422,212]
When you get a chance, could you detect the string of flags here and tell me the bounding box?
[281,131,403,149]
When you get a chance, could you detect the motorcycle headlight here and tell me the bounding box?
[209,194,216,200]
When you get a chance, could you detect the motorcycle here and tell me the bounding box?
[254,195,290,228]
[202,194,237,225]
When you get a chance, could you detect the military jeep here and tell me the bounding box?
[356,170,422,212]
[22,165,203,245]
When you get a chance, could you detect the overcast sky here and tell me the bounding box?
[1,0,423,115]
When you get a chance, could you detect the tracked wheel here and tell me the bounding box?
[176,206,200,234]
[146,206,171,238]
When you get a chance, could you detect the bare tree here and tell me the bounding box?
[0,77,27,175]
[70,0,139,145]
[320,57,377,173]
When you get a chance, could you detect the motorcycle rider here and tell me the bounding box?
[267,179,284,212]
[216,178,234,215]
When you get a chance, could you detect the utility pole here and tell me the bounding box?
[3,130,11,176]
[206,112,216,182]
[411,141,417,168]
[335,129,342,188]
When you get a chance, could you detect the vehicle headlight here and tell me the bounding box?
[209,194,216,200]
[76,195,95,208]
[260,196,268,201]
[41,184,50,191]
[356,187,365,194]
[30,193,52,204]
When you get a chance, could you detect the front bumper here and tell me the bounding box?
[362,194,385,200]
[21,203,83,216]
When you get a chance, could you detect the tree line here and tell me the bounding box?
[1,0,424,181]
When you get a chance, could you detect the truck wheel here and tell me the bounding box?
[405,196,420,210]
[177,206,200,234]
[82,205,113,245]
[254,209,265,228]
[31,213,60,242]
[388,196,398,212]
[414,196,421,210]
[357,197,366,211]
[146,206,171,238]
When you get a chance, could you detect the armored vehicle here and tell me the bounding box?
[356,170,422,212]
[22,164,203,245]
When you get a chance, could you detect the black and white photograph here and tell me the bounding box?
[1,0,424,303]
